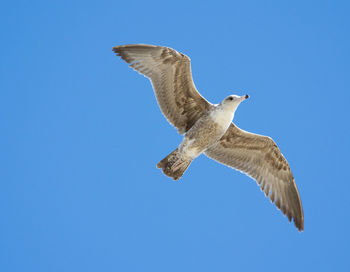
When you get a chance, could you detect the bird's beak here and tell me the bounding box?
[240,94,249,101]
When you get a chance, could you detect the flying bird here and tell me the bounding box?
[113,44,304,231]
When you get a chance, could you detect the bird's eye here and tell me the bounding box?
[228,97,233,101]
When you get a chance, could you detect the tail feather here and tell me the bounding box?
[156,148,192,180]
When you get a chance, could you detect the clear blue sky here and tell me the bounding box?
[1,0,350,271]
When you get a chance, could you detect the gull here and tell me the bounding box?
[113,44,304,231]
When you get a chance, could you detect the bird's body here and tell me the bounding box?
[160,100,242,178]
[113,44,304,231]
[180,102,237,161]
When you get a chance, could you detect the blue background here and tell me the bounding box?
[1,0,350,271]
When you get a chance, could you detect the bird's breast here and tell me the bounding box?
[210,108,234,130]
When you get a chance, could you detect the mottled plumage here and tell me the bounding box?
[113,44,304,231]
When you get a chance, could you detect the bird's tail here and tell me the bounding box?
[156,148,192,180]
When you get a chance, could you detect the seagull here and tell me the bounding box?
[113,44,304,231]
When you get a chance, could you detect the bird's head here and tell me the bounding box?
[221,94,249,111]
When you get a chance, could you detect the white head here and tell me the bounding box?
[220,94,249,112]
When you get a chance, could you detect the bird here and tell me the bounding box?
[112,44,304,231]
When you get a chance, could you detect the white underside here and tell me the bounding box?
[180,138,198,160]
[210,106,235,130]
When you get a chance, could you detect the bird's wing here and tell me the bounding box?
[113,44,212,134]
[204,124,304,231]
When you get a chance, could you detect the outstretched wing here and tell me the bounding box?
[113,44,212,134]
[205,124,304,231]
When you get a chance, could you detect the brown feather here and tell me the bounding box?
[113,44,212,134]
[205,124,304,231]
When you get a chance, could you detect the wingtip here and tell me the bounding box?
[293,213,304,232]
[296,219,304,232]
[287,209,304,232]
[112,46,120,54]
